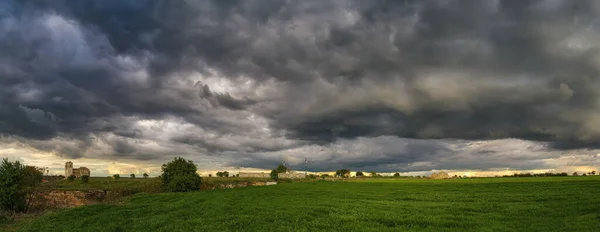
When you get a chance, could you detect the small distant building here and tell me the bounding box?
[65,161,90,178]
[238,172,271,178]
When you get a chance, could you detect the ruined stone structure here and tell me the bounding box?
[430,171,449,179]
[238,172,271,178]
[65,161,90,178]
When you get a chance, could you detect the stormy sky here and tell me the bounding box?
[1,0,600,176]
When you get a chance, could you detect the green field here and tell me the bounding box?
[11,177,600,232]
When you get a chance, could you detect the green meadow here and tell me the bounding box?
[11,177,600,232]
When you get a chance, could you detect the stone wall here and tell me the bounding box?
[238,172,271,178]
[279,172,306,179]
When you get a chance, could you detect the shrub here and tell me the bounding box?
[355,171,364,177]
[143,173,149,178]
[0,159,43,213]
[81,175,90,184]
[394,173,401,177]
[112,174,120,180]
[161,157,201,192]
[130,174,135,179]
[0,159,26,213]
[369,172,377,177]
[67,175,76,181]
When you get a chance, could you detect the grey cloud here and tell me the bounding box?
[1,0,600,172]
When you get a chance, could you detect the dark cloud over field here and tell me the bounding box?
[1,0,600,172]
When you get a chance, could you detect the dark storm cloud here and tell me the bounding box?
[2,0,600,169]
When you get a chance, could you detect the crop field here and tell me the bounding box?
[11,177,600,232]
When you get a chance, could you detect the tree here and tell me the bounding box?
[583,173,587,176]
[143,173,149,178]
[275,164,288,173]
[81,175,90,184]
[67,175,76,181]
[216,171,230,177]
[270,169,279,180]
[356,171,364,177]
[208,174,212,177]
[573,172,579,176]
[393,173,401,177]
[0,159,44,213]
[161,157,202,192]
[270,164,289,180]
[335,169,350,178]
[112,174,120,179]
[592,171,596,176]
[130,174,136,179]
[369,172,377,177]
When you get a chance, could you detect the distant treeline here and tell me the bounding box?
[503,172,569,177]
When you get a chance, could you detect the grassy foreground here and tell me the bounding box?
[14,177,600,232]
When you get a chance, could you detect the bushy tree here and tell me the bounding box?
[0,159,44,213]
[81,175,90,184]
[394,173,401,177]
[369,172,377,177]
[130,174,136,179]
[335,169,350,178]
[276,164,288,173]
[161,157,202,192]
[356,171,364,177]
[592,171,596,176]
[270,169,279,180]
[143,173,149,178]
[216,171,230,177]
[573,172,578,176]
[67,175,76,181]
[270,164,289,180]
[0,159,25,213]
[112,174,120,180]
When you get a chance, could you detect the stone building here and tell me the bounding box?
[238,172,271,178]
[65,161,90,178]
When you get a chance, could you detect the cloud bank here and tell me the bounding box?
[1,0,600,174]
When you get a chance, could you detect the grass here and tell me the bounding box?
[11,176,600,232]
